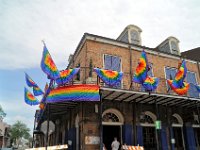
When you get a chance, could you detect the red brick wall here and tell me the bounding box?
[70,39,200,95]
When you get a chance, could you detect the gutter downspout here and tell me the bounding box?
[129,45,133,89]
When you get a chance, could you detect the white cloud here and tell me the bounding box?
[0,0,200,70]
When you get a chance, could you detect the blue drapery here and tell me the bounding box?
[161,126,168,150]
[67,128,76,150]
[137,126,143,146]
[184,126,196,150]
[122,124,133,145]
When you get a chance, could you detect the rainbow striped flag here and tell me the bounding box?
[46,85,100,102]
[167,80,189,95]
[174,60,187,87]
[24,87,40,105]
[142,76,159,91]
[41,45,60,80]
[94,68,123,86]
[25,73,37,87]
[133,51,149,84]
[25,73,44,96]
[33,85,44,96]
[167,60,189,95]
[56,68,80,85]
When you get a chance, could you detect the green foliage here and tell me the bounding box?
[10,121,31,145]
[0,105,6,119]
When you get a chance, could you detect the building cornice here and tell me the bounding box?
[68,33,198,67]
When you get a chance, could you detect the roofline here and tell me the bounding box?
[181,47,200,54]
[67,33,198,68]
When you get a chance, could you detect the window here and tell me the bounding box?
[76,63,80,80]
[104,55,121,72]
[104,55,121,87]
[102,112,120,122]
[171,41,179,55]
[165,67,177,90]
[130,30,139,44]
[186,71,199,98]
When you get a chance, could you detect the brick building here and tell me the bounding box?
[34,25,200,150]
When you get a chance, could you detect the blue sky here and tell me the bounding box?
[0,0,200,131]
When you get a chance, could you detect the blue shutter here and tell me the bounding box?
[111,56,121,88]
[161,126,168,150]
[165,68,171,79]
[112,56,121,71]
[137,126,143,146]
[185,126,196,150]
[122,124,133,145]
[104,55,112,70]
[187,72,199,98]
[68,128,76,150]
[165,67,177,90]
[170,127,175,150]
[165,67,177,80]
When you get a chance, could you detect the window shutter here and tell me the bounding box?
[187,72,199,98]
[111,56,121,71]
[104,55,112,70]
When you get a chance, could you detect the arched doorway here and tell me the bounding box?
[172,113,185,150]
[140,111,157,150]
[102,108,124,150]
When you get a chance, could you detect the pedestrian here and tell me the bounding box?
[111,137,120,150]
[103,143,107,150]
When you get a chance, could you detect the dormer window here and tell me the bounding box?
[117,24,142,45]
[130,30,140,45]
[171,41,178,55]
[157,36,180,56]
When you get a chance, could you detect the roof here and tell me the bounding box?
[181,47,200,62]
[68,33,185,68]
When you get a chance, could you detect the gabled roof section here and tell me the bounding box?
[181,47,200,62]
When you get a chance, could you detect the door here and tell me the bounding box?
[103,125,121,150]
[143,126,156,150]
[173,127,184,150]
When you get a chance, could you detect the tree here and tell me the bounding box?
[0,105,6,119]
[10,121,31,148]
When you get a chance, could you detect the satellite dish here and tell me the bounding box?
[40,120,55,135]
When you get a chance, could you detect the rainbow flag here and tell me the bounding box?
[33,85,44,96]
[24,87,40,105]
[56,68,80,85]
[41,45,60,80]
[25,73,44,96]
[167,80,190,95]
[46,85,100,102]
[94,68,123,86]
[142,76,159,91]
[133,51,149,84]
[25,73,37,87]
[174,60,187,87]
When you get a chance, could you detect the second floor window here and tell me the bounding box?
[165,67,177,90]
[104,55,121,72]
[104,55,121,88]
[187,71,199,98]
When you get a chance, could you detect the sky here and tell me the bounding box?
[0,0,200,132]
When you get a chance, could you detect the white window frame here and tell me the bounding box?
[103,54,123,88]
